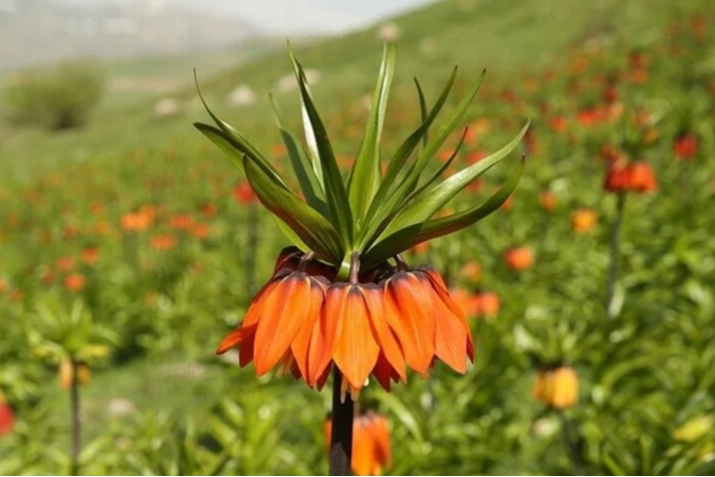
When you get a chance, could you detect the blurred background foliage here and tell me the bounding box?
[1,0,715,474]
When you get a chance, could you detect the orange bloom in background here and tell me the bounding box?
[216,249,473,396]
[450,288,478,317]
[233,182,257,205]
[460,261,482,283]
[466,150,487,165]
[0,391,14,436]
[190,223,210,239]
[475,291,500,319]
[410,241,429,255]
[627,161,658,193]
[325,412,391,476]
[673,134,698,160]
[169,213,194,230]
[151,234,178,251]
[604,161,631,193]
[0,279,7,294]
[200,202,218,217]
[500,193,514,211]
[438,148,457,162]
[121,211,152,232]
[64,273,86,292]
[504,246,534,271]
[539,191,557,212]
[550,115,567,133]
[56,256,75,272]
[533,366,579,409]
[81,247,99,265]
[570,208,598,234]
[94,221,112,237]
[59,359,91,390]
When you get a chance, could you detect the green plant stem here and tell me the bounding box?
[70,358,81,476]
[606,192,626,316]
[558,410,584,475]
[329,368,353,476]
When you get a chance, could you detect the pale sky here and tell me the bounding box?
[53,0,437,33]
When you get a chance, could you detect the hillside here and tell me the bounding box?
[0,0,262,71]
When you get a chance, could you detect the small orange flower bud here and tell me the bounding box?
[570,208,598,234]
[539,191,557,212]
[534,366,579,409]
[504,247,534,271]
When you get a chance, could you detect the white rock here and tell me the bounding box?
[153,97,180,118]
[227,84,257,107]
[276,69,322,93]
[378,21,401,42]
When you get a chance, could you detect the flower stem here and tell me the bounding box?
[606,192,626,316]
[70,358,81,475]
[558,410,583,475]
[329,368,353,476]
[246,204,259,295]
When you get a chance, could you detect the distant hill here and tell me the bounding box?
[0,0,264,71]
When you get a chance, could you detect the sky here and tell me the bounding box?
[53,0,437,34]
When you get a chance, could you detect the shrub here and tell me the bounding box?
[3,60,105,131]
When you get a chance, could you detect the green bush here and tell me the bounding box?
[4,60,105,131]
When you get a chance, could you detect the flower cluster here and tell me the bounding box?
[604,160,658,193]
[533,366,579,409]
[216,246,473,397]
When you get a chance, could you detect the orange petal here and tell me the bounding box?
[424,273,475,363]
[290,278,326,381]
[363,285,406,381]
[333,286,379,390]
[352,419,375,476]
[384,272,435,373]
[431,288,468,373]
[307,285,345,384]
[215,327,252,355]
[372,353,393,391]
[239,331,255,367]
[254,273,312,376]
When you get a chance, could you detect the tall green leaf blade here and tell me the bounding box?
[414,78,429,149]
[268,94,327,214]
[194,123,287,188]
[363,66,459,227]
[193,72,286,186]
[363,157,524,268]
[385,121,529,235]
[348,42,396,224]
[243,157,343,262]
[294,62,354,248]
[286,43,324,187]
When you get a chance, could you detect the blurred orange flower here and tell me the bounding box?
[325,412,391,476]
[151,234,178,251]
[504,246,534,271]
[570,208,598,234]
[81,247,99,265]
[64,273,86,292]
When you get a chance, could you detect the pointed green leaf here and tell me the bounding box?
[193,72,286,185]
[414,78,429,148]
[348,43,396,224]
[363,156,524,268]
[243,157,342,262]
[268,94,327,214]
[286,43,323,187]
[385,121,529,235]
[293,61,354,247]
[194,123,288,189]
[363,66,459,229]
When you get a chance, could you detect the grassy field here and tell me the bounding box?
[2,0,715,474]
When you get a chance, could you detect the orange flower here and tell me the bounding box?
[121,211,152,232]
[59,359,91,390]
[200,202,218,217]
[504,246,534,271]
[64,273,86,292]
[673,134,698,160]
[570,208,597,234]
[81,247,99,265]
[627,161,658,193]
[460,261,481,283]
[233,182,257,205]
[0,278,7,294]
[216,250,473,396]
[0,391,14,436]
[169,213,194,230]
[539,191,557,212]
[150,234,177,251]
[410,241,429,254]
[450,288,478,317]
[533,366,579,409]
[604,161,631,193]
[474,291,500,319]
[190,223,210,239]
[56,256,75,272]
[325,412,391,476]
[549,116,567,133]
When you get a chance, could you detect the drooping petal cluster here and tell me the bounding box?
[604,160,658,193]
[325,411,391,476]
[216,247,474,394]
